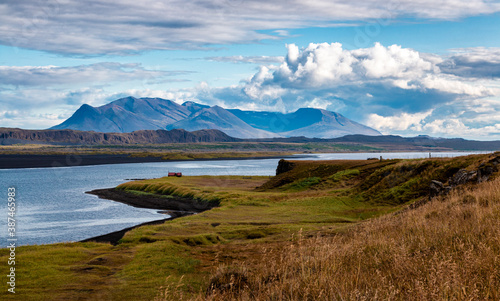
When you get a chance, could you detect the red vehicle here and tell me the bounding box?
[168,172,182,177]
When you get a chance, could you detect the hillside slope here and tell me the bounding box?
[230,108,381,137]
[51,97,193,132]
[0,128,240,145]
[2,153,499,300]
[195,153,500,300]
[167,106,278,139]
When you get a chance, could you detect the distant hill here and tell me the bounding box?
[332,135,500,151]
[51,96,381,139]
[279,109,380,138]
[166,106,278,139]
[229,108,380,138]
[0,128,240,145]
[250,134,500,151]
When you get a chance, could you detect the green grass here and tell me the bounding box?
[2,153,497,300]
[328,168,360,182]
[282,177,321,191]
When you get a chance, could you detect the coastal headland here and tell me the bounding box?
[1,153,499,300]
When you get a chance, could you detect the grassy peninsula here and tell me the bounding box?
[1,153,499,300]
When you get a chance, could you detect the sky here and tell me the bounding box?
[0,0,499,140]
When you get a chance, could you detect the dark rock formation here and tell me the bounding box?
[449,169,478,186]
[87,188,219,212]
[428,153,500,200]
[477,157,499,182]
[0,128,240,145]
[276,159,296,175]
[429,180,445,198]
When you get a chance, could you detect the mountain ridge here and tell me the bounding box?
[51,96,381,139]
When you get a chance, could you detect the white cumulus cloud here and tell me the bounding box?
[366,110,433,132]
[242,42,495,109]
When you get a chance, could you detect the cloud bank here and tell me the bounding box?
[194,43,500,139]
[1,0,499,55]
[0,63,188,86]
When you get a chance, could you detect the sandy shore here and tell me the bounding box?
[82,188,219,244]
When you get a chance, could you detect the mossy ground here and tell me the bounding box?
[1,153,498,300]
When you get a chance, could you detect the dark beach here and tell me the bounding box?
[82,187,219,244]
[0,154,166,169]
[0,153,301,169]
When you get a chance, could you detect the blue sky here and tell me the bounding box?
[0,0,499,139]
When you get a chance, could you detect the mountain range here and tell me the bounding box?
[51,96,381,139]
[2,127,500,151]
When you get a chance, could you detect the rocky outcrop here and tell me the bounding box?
[429,180,446,198]
[477,156,499,182]
[276,159,296,175]
[449,169,478,186]
[429,153,500,199]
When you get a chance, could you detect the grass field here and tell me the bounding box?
[1,152,498,300]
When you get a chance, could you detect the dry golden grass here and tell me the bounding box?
[160,176,500,300]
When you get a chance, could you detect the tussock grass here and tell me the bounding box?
[181,176,500,300]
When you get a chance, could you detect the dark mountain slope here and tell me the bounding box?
[0,128,240,145]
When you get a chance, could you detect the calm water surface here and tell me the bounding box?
[0,152,489,245]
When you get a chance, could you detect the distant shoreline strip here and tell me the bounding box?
[0,154,300,169]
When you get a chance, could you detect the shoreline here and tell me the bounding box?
[0,153,303,169]
[0,151,486,170]
[82,188,219,244]
[80,211,193,245]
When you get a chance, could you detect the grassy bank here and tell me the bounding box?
[1,153,499,300]
[192,170,500,300]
